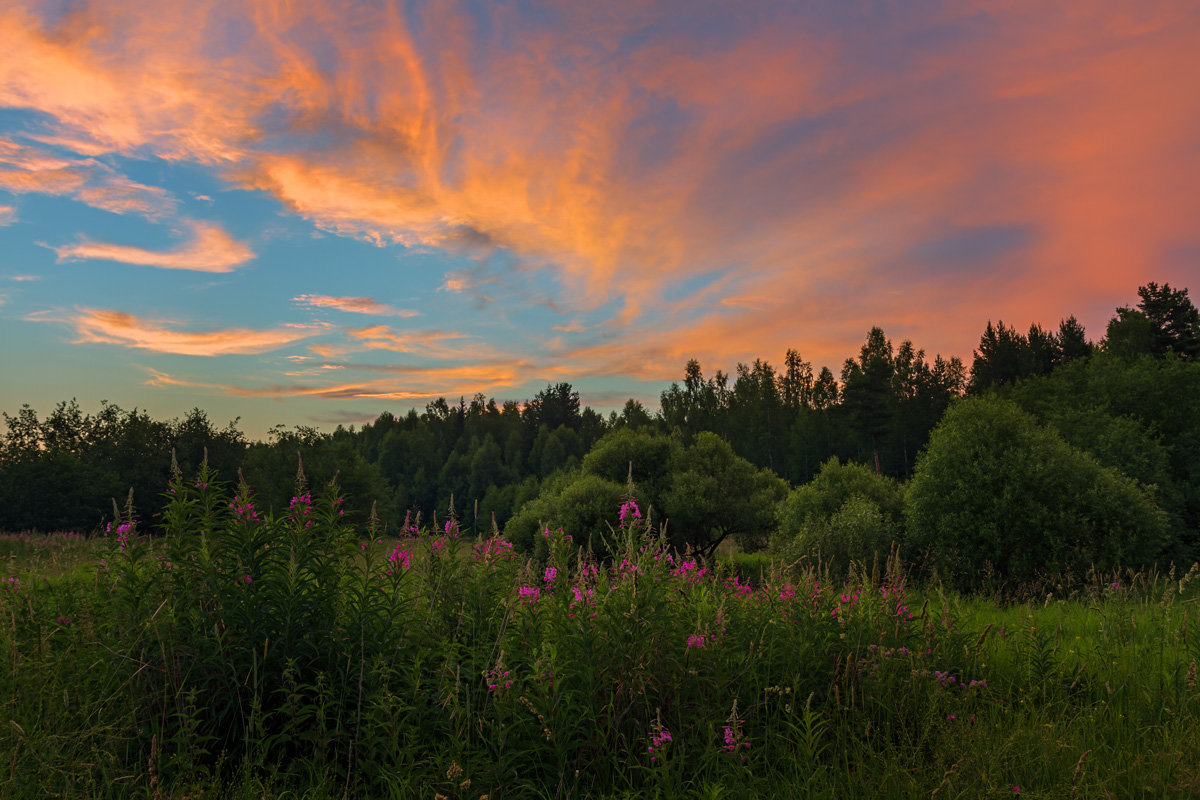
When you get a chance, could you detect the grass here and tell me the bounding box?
[0,530,100,584]
[0,469,1198,798]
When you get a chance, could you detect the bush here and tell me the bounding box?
[510,430,785,558]
[781,495,899,577]
[905,397,1173,590]
[503,470,628,557]
[774,457,903,553]
[580,427,680,501]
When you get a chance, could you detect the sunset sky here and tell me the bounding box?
[2,1,1198,439]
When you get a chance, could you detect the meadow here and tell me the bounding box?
[1,467,1198,799]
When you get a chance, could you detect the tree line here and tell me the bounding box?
[2,281,1197,571]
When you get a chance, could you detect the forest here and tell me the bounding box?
[2,281,1198,587]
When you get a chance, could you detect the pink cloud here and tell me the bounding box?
[2,1,1196,384]
[293,294,417,317]
[0,137,176,217]
[143,361,529,402]
[59,308,322,356]
[343,324,495,360]
[53,220,254,272]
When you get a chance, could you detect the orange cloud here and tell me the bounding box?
[0,137,176,216]
[0,205,13,225]
[61,308,322,356]
[3,1,1197,389]
[343,323,506,360]
[0,4,257,162]
[53,220,254,272]
[143,361,529,402]
[439,277,470,293]
[293,294,417,317]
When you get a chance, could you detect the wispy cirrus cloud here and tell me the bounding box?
[343,323,503,360]
[3,0,1199,402]
[52,220,254,272]
[54,308,323,356]
[292,294,417,318]
[0,205,14,225]
[144,360,529,402]
[0,137,177,217]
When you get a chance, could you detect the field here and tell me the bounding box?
[1,473,1198,799]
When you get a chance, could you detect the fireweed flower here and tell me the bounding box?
[543,566,558,586]
[722,725,750,758]
[288,492,314,527]
[726,575,754,598]
[518,586,541,605]
[616,558,642,578]
[647,721,672,763]
[671,558,708,584]
[568,586,597,618]
[229,497,260,522]
[473,537,516,563]
[485,666,514,692]
[106,521,134,552]
[387,544,412,572]
[722,700,750,761]
[618,500,642,526]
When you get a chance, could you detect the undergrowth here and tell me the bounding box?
[1,461,1198,798]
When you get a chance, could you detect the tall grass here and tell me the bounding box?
[0,464,1197,798]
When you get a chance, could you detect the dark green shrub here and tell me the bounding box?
[510,429,785,557]
[781,494,899,576]
[774,458,903,552]
[661,432,787,554]
[504,470,628,557]
[580,427,680,500]
[905,397,1172,590]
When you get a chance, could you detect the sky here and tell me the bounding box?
[1,1,1198,440]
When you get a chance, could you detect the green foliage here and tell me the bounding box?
[4,512,1200,797]
[780,495,899,576]
[5,489,1200,797]
[510,429,785,557]
[662,432,788,554]
[0,401,244,532]
[778,457,904,532]
[504,469,627,556]
[241,428,393,524]
[581,426,681,500]
[905,397,1173,590]
[1106,282,1200,360]
[774,457,904,572]
[1002,351,1200,560]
